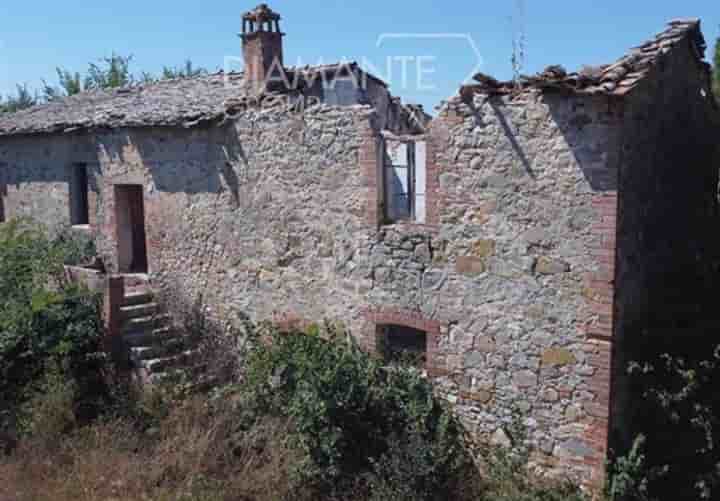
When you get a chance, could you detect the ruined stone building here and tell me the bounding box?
[0,5,718,486]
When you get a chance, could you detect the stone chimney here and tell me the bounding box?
[241,4,285,92]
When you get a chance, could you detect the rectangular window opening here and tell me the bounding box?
[383,139,426,225]
[380,325,428,368]
[70,164,90,226]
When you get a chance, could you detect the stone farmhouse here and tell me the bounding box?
[0,4,718,486]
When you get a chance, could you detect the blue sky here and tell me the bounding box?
[0,1,718,112]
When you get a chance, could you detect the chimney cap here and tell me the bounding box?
[243,4,281,23]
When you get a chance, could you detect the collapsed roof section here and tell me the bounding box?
[461,18,710,99]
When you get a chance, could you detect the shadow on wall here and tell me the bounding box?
[544,93,620,192]
[102,125,248,200]
[463,96,536,180]
[463,92,620,191]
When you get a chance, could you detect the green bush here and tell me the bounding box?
[51,225,97,266]
[239,323,477,500]
[0,219,105,436]
[608,339,720,500]
[606,435,651,501]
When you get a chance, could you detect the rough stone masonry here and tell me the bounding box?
[0,6,718,488]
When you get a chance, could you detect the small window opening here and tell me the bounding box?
[70,164,89,226]
[380,325,428,367]
[383,140,426,224]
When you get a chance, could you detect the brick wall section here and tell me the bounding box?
[363,306,444,375]
[423,134,441,228]
[357,116,381,229]
[586,194,617,342]
[581,192,618,487]
[103,275,126,363]
[582,339,613,486]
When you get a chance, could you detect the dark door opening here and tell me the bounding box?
[115,185,148,274]
[379,324,428,367]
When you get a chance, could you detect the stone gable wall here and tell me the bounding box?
[395,91,622,484]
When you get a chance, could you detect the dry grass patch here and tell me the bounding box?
[1,395,301,501]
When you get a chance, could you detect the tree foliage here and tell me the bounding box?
[84,53,134,91]
[0,219,103,433]
[0,84,37,113]
[162,60,208,80]
[2,54,210,109]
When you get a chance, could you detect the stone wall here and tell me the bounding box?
[611,35,720,455]
[402,90,621,484]
[0,92,620,485]
[0,133,99,233]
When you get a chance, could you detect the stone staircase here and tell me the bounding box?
[119,286,196,384]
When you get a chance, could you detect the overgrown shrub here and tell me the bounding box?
[0,219,105,439]
[239,322,478,500]
[2,310,593,500]
[51,225,97,266]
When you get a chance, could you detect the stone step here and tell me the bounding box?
[122,314,171,334]
[120,302,158,320]
[142,363,211,386]
[123,276,150,289]
[123,291,154,307]
[129,338,187,362]
[123,327,175,347]
[140,350,199,374]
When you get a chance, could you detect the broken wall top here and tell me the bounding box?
[461,18,709,99]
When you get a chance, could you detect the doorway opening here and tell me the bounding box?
[115,185,148,274]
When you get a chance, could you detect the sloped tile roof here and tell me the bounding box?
[0,72,247,137]
[0,62,386,137]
